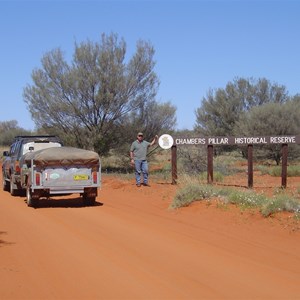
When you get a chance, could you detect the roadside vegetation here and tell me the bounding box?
[170,179,300,218]
[257,165,300,177]
[170,152,300,218]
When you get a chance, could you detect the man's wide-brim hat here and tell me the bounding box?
[138,132,143,136]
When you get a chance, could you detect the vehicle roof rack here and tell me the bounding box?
[14,135,58,139]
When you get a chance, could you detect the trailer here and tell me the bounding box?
[20,147,101,207]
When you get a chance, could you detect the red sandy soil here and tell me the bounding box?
[1,168,300,299]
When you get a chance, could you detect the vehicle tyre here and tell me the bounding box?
[26,186,38,208]
[2,174,9,192]
[83,195,96,206]
[20,189,27,197]
[10,178,18,196]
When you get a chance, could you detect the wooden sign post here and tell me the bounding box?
[248,145,253,188]
[207,145,213,184]
[171,145,177,185]
[281,143,288,188]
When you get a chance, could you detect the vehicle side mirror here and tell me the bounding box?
[3,151,9,157]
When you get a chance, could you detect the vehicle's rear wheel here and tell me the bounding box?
[10,178,18,196]
[26,186,38,208]
[2,174,9,192]
[83,195,96,206]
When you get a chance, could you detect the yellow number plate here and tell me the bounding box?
[74,174,89,180]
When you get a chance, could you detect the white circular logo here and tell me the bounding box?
[158,134,174,150]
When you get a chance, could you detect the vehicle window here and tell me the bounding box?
[10,141,19,156]
[9,144,15,155]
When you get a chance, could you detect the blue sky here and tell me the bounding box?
[0,0,299,131]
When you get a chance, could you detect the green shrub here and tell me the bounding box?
[170,181,300,217]
[257,165,269,175]
[261,195,300,217]
[287,165,300,177]
[170,183,216,209]
[199,171,224,182]
[214,153,244,175]
[227,190,267,209]
[258,165,300,177]
[270,166,282,177]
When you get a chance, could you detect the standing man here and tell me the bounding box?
[130,132,158,187]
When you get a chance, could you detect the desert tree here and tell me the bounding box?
[23,33,174,155]
[125,100,176,140]
[195,77,289,137]
[0,120,31,146]
[234,100,300,164]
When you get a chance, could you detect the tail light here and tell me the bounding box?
[35,172,41,186]
[15,161,20,174]
[92,171,97,184]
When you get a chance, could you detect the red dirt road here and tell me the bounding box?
[1,172,300,299]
